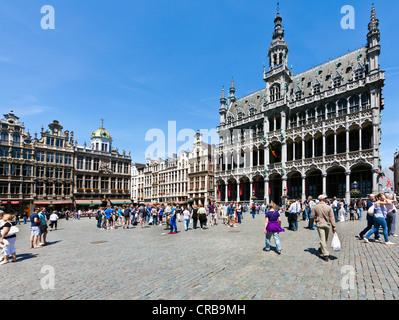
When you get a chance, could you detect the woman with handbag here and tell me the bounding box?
[0,214,18,265]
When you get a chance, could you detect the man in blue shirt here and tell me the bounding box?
[29,208,41,249]
[104,206,113,230]
[169,204,178,234]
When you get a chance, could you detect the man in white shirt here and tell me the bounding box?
[288,198,302,231]
[332,197,339,223]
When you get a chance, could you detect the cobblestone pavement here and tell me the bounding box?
[1,212,399,300]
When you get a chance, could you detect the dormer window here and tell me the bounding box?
[354,68,364,81]
[270,84,281,102]
[313,83,321,95]
[333,77,342,87]
[295,90,302,101]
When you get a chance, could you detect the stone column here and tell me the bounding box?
[346,128,350,154]
[237,183,240,202]
[322,173,327,195]
[265,178,270,204]
[322,134,326,157]
[301,175,306,202]
[225,184,228,202]
[359,127,363,151]
[334,132,337,155]
[345,171,351,202]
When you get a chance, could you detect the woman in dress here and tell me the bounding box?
[263,202,285,255]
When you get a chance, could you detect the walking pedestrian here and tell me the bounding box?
[49,211,59,231]
[307,197,317,229]
[363,194,395,245]
[169,204,178,234]
[191,204,199,229]
[0,214,18,265]
[198,204,208,230]
[183,206,190,231]
[263,202,285,254]
[251,202,256,219]
[208,202,217,226]
[357,194,380,240]
[309,195,337,262]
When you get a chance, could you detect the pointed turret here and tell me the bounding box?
[366,4,381,73]
[229,77,236,103]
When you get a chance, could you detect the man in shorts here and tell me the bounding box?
[104,206,113,230]
[122,206,131,229]
[227,201,236,228]
[30,208,41,249]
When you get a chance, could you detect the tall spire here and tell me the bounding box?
[220,86,227,107]
[229,77,236,103]
[368,4,379,33]
[366,4,381,73]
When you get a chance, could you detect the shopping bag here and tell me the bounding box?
[331,232,341,251]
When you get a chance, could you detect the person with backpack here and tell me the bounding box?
[122,206,131,229]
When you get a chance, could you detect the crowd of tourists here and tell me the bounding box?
[0,192,397,266]
[92,201,251,233]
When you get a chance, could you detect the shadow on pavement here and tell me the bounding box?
[304,248,337,261]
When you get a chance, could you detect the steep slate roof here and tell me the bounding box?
[227,46,367,117]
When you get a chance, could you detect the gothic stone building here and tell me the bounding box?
[215,6,384,205]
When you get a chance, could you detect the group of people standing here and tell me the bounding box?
[0,207,60,265]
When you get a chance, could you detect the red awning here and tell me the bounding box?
[34,201,50,205]
[11,201,19,205]
[1,201,7,205]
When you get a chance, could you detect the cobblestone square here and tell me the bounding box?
[1,212,399,300]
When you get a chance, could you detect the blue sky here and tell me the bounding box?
[0,0,398,168]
